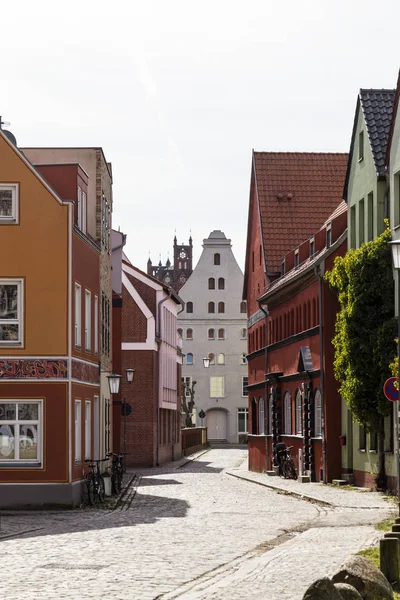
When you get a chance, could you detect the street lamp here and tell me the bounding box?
[203,356,210,368]
[390,239,400,513]
[107,369,135,471]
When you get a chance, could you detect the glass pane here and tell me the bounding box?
[19,425,38,459]
[0,324,19,341]
[0,424,15,458]
[0,190,12,216]
[18,403,39,421]
[0,403,16,420]
[0,285,18,319]
[238,413,245,432]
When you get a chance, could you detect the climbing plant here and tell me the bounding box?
[325,225,396,488]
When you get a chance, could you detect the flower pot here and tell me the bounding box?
[103,476,112,496]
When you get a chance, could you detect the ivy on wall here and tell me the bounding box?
[325,226,396,431]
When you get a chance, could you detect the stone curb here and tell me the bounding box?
[174,448,211,469]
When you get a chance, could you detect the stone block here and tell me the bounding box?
[331,555,393,600]
[334,582,362,599]
[302,577,342,599]
[298,475,311,483]
[265,470,277,477]
[332,479,347,486]
[380,537,400,585]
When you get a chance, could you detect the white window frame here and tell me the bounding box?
[242,376,248,397]
[0,183,19,223]
[85,400,91,460]
[186,353,194,365]
[295,391,302,435]
[237,408,248,434]
[240,328,247,340]
[0,278,23,346]
[314,389,322,437]
[284,391,291,435]
[208,328,215,340]
[82,190,87,234]
[218,328,225,340]
[217,353,225,365]
[240,353,247,365]
[0,400,42,464]
[186,328,193,340]
[210,376,225,398]
[258,398,265,435]
[75,400,82,463]
[94,295,99,355]
[182,376,192,397]
[268,394,273,435]
[85,289,91,352]
[75,283,82,347]
[77,186,82,230]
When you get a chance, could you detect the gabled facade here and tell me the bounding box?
[253,205,347,482]
[112,239,183,466]
[343,88,396,489]
[178,231,247,443]
[243,151,348,472]
[0,132,101,506]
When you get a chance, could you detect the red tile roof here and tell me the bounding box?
[253,152,348,274]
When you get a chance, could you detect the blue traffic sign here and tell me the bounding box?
[384,377,399,402]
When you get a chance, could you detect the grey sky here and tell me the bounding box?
[2,0,400,271]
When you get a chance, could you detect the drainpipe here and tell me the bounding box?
[258,301,269,468]
[155,290,173,466]
[315,264,327,483]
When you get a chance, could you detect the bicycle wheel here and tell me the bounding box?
[282,461,289,479]
[96,474,106,503]
[85,476,95,506]
[287,459,298,480]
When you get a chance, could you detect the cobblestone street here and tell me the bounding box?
[0,448,395,599]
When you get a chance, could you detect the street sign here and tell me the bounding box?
[198,410,206,419]
[383,377,399,402]
[121,402,132,417]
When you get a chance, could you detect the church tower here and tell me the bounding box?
[148,235,193,292]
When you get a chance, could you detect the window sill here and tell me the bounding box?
[358,449,366,453]
[0,462,42,468]
[358,157,364,163]
[369,450,377,454]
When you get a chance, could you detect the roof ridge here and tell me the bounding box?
[253,151,348,156]
[359,88,395,93]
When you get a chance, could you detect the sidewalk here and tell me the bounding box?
[225,460,395,510]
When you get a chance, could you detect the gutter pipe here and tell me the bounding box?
[315,264,327,483]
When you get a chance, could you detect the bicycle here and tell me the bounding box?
[108,452,124,494]
[84,459,106,505]
[279,446,298,480]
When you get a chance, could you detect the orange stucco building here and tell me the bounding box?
[0,131,101,506]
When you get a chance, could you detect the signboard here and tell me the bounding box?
[383,377,399,402]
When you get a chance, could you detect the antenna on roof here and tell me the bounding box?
[0,116,17,145]
[0,117,11,130]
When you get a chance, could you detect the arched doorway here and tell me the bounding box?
[206,408,228,441]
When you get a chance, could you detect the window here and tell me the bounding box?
[218,277,225,290]
[214,253,220,265]
[77,186,82,229]
[208,302,215,314]
[186,301,193,313]
[384,409,394,452]
[242,376,248,397]
[85,290,91,351]
[0,401,40,463]
[0,279,23,344]
[240,327,247,339]
[359,130,364,161]
[0,184,18,223]
[210,376,225,397]
[208,353,215,365]
[240,301,247,313]
[283,391,291,434]
[268,394,273,435]
[101,293,110,357]
[208,278,215,290]
[359,199,365,246]
[294,250,299,268]
[309,237,315,257]
[218,302,225,313]
[208,328,215,340]
[94,295,99,355]
[326,224,332,248]
[367,192,374,241]
[82,191,87,234]
[295,391,302,435]
[359,424,366,450]
[75,400,82,463]
[217,353,225,365]
[177,328,183,337]
[258,398,265,435]
[238,408,248,433]
[369,430,378,452]
[85,401,91,460]
[313,389,322,437]
[240,353,247,365]
[75,283,81,347]
[259,244,262,266]
[218,328,225,339]
[281,258,285,276]
[186,353,194,365]
[186,328,193,340]
[350,205,356,248]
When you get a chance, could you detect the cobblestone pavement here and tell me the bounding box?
[0,448,395,600]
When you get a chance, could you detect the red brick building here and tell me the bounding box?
[243,152,348,480]
[112,234,183,467]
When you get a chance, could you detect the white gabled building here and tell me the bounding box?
[178,230,248,443]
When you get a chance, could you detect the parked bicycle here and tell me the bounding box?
[279,445,298,480]
[84,459,106,505]
[108,452,124,494]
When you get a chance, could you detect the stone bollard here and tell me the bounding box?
[392,524,400,533]
[380,537,400,585]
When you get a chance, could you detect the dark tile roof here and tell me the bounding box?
[253,152,348,274]
[359,89,395,173]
